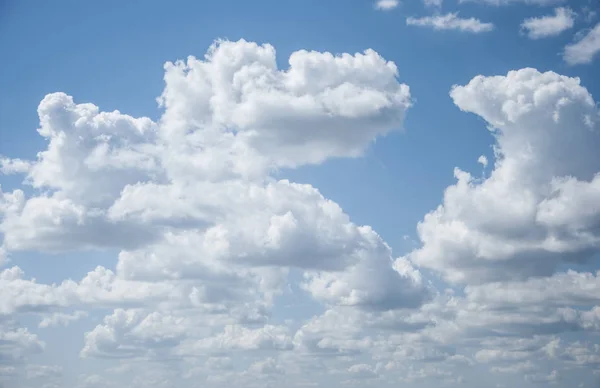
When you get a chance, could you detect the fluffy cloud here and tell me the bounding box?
[0,40,426,324]
[521,8,575,39]
[406,13,494,33]
[564,23,600,65]
[402,68,600,284]
[3,36,600,388]
[81,309,191,359]
[158,39,411,171]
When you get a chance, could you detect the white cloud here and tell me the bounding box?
[0,265,183,315]
[477,155,488,167]
[374,0,399,11]
[521,8,575,39]
[4,37,600,387]
[0,40,428,326]
[402,68,600,284]
[178,324,294,354]
[406,13,494,33]
[564,23,600,65]
[0,158,31,175]
[38,311,88,328]
[0,324,44,364]
[158,39,411,171]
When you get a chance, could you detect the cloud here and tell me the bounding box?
[423,0,443,8]
[179,324,294,353]
[0,158,31,175]
[38,311,88,328]
[563,23,600,65]
[0,265,183,316]
[460,0,562,6]
[525,369,560,383]
[0,39,428,327]
[402,68,600,284]
[4,37,600,387]
[521,8,575,39]
[374,0,399,11]
[81,309,191,359]
[25,364,62,380]
[0,323,44,364]
[406,13,494,33]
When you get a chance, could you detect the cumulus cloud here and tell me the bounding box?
[406,13,494,33]
[0,40,426,323]
[521,8,575,39]
[0,40,440,386]
[4,36,600,388]
[563,23,600,65]
[402,68,600,284]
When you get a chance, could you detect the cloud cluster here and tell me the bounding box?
[1,38,600,388]
[0,39,433,385]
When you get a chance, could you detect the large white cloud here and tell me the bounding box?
[158,39,411,171]
[402,68,600,284]
[0,40,426,318]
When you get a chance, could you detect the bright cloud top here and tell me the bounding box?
[406,13,494,33]
[521,7,575,39]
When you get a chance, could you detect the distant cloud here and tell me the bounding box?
[406,13,494,33]
[563,23,600,64]
[423,0,443,8]
[374,0,399,11]
[460,0,561,6]
[521,7,575,39]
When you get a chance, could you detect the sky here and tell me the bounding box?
[0,0,600,387]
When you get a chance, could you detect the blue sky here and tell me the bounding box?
[1,0,600,387]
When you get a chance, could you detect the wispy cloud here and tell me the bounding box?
[406,13,494,33]
[521,7,575,39]
[423,0,443,8]
[563,23,600,64]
